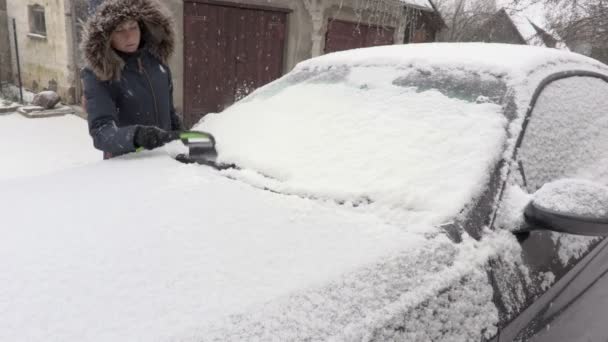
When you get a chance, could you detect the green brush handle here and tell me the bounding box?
[179,130,216,147]
[135,130,215,152]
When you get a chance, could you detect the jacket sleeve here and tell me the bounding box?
[82,69,139,155]
[167,67,183,131]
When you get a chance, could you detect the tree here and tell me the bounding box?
[504,0,608,62]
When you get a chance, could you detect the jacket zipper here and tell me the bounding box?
[138,57,160,126]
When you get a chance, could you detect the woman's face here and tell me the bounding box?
[110,20,141,53]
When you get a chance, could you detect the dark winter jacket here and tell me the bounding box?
[81,0,181,157]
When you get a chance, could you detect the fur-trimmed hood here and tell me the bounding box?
[81,0,175,81]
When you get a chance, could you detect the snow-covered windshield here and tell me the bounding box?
[199,65,510,226]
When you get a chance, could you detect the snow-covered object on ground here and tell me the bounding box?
[0,98,17,109]
[0,114,100,181]
[533,179,608,218]
[0,84,35,103]
[32,90,61,109]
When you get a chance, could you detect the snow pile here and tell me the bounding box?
[0,84,35,104]
[494,185,532,232]
[533,179,608,218]
[0,114,100,181]
[200,65,508,226]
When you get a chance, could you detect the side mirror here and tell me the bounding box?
[522,179,608,236]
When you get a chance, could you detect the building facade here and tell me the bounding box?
[163,0,444,126]
[471,9,563,49]
[3,0,443,123]
[5,0,81,102]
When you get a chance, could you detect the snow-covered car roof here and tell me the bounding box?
[292,43,608,118]
[3,43,608,341]
[294,43,605,83]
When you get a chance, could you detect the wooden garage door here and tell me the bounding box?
[184,1,287,127]
[325,19,395,54]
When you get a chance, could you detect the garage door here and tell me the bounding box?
[184,1,287,127]
[325,19,395,54]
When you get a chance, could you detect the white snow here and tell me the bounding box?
[510,15,544,46]
[539,271,555,291]
[0,148,521,341]
[498,0,569,49]
[518,76,608,191]
[0,114,100,181]
[291,44,607,151]
[533,179,608,218]
[292,43,606,82]
[200,65,508,226]
[2,43,608,341]
[495,185,532,232]
[0,99,18,109]
[1,84,36,103]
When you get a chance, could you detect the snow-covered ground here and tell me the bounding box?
[0,99,18,110]
[0,113,100,181]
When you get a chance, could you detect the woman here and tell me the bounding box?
[81,0,182,159]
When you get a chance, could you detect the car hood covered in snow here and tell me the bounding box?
[2,43,608,341]
[0,153,513,341]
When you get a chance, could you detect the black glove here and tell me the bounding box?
[171,113,184,131]
[133,126,179,150]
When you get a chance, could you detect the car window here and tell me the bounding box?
[519,76,608,192]
[491,75,608,330]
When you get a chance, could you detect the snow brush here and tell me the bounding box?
[174,130,232,169]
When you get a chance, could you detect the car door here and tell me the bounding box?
[489,71,608,340]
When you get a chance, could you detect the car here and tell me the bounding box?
[2,43,608,341]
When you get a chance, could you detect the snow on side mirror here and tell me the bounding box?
[523,179,608,236]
